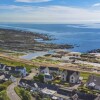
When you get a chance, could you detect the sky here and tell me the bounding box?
[1,0,100,23]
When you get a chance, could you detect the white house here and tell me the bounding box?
[4,74,16,82]
[61,70,80,84]
[0,74,5,81]
[39,66,49,74]
[39,66,59,75]
[15,66,27,77]
[86,75,100,90]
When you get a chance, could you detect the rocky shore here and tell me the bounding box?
[88,49,100,53]
[0,28,73,52]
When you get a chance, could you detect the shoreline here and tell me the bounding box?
[0,28,73,53]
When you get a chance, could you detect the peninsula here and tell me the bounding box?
[0,28,73,52]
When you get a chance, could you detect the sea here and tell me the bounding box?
[0,23,100,53]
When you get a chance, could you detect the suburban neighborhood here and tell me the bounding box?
[0,62,99,100]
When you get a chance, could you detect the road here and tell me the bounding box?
[7,69,37,100]
[7,80,21,100]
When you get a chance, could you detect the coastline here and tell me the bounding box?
[0,28,73,53]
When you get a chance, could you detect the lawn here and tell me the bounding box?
[0,90,10,100]
[80,72,100,82]
[32,56,60,64]
[14,86,31,100]
[0,57,37,72]
[0,81,12,100]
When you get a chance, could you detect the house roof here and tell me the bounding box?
[48,67,59,71]
[0,64,5,69]
[39,66,46,70]
[11,67,16,71]
[4,74,12,79]
[16,66,24,69]
[5,67,10,71]
[71,94,78,100]
[39,66,59,71]
[9,70,21,74]
[67,70,79,82]
[62,70,79,82]
[19,79,59,91]
[87,75,100,86]
[0,75,5,80]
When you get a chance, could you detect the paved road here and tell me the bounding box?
[7,80,21,100]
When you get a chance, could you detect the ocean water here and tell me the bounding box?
[0,23,100,53]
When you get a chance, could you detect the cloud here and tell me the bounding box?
[1,5,100,23]
[15,0,52,3]
[0,5,33,10]
[92,3,100,7]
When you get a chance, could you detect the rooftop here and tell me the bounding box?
[87,75,100,86]
[41,88,56,95]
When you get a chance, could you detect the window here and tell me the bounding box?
[71,77,73,79]
[71,80,73,82]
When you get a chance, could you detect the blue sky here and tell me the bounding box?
[1,0,100,23]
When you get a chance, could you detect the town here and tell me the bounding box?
[0,61,99,100]
[1,0,100,100]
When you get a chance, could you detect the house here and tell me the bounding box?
[4,74,16,82]
[61,70,80,84]
[44,73,53,82]
[41,88,56,97]
[71,94,78,100]
[48,67,59,75]
[5,66,11,71]
[15,66,27,77]
[39,66,49,74]
[0,64,6,71]
[0,73,5,81]
[19,79,59,91]
[9,70,22,77]
[39,66,59,75]
[19,79,31,89]
[86,75,100,90]
[5,66,15,72]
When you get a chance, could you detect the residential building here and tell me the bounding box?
[61,70,80,84]
[44,73,53,82]
[0,73,5,81]
[0,64,6,71]
[49,67,59,75]
[39,66,59,75]
[86,75,100,90]
[4,74,16,82]
[39,66,49,74]
[15,66,27,77]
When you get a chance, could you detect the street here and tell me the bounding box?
[7,80,21,100]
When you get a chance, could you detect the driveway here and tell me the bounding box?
[7,79,21,100]
[25,68,38,80]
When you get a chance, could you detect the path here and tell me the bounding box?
[7,80,21,100]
